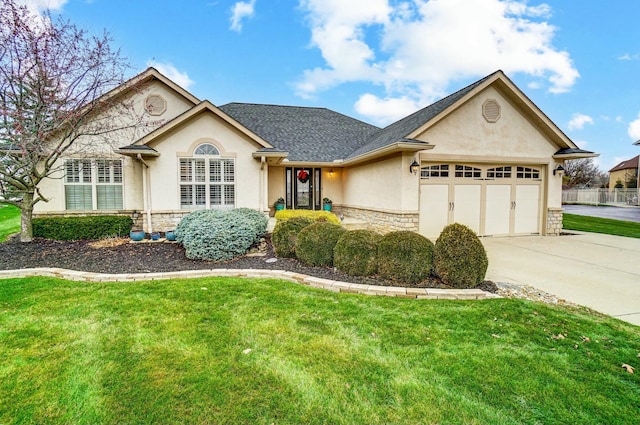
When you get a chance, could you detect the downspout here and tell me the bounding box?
[136,154,153,233]
[260,156,266,213]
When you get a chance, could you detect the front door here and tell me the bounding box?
[294,167,312,209]
[287,167,322,210]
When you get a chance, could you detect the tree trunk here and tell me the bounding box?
[19,192,34,242]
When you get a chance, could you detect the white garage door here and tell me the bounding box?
[419,164,542,238]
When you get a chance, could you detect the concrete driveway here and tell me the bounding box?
[482,232,640,326]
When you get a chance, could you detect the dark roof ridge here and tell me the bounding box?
[221,102,378,128]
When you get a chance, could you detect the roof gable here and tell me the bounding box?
[98,67,200,108]
[127,101,272,150]
[609,155,639,172]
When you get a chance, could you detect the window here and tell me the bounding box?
[65,159,123,210]
[455,165,482,178]
[517,166,540,180]
[421,164,449,179]
[180,144,235,209]
[487,166,512,179]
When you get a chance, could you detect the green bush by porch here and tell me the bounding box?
[32,215,133,240]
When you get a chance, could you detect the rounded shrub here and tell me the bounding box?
[295,222,346,267]
[175,208,268,261]
[334,229,382,276]
[228,208,269,244]
[272,216,315,258]
[377,231,434,284]
[433,223,488,288]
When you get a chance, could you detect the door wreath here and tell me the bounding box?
[297,169,310,183]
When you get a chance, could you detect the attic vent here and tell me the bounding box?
[145,94,167,116]
[482,99,501,123]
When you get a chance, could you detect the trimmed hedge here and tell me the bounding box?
[33,215,133,241]
[272,216,315,258]
[334,229,382,276]
[377,231,434,284]
[295,222,346,267]
[175,208,267,261]
[433,223,488,288]
[274,209,341,225]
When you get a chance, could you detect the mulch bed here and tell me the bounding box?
[0,235,497,292]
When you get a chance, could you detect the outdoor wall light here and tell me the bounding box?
[409,158,420,175]
[329,168,334,176]
[553,164,565,176]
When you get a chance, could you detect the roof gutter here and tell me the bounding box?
[342,141,434,166]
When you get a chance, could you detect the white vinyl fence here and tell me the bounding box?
[562,188,639,206]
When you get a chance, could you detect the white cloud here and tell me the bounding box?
[230,0,256,32]
[354,93,421,125]
[16,0,67,13]
[568,113,593,130]
[147,61,194,90]
[296,0,579,124]
[628,112,640,141]
[618,53,640,61]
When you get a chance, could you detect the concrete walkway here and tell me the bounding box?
[482,232,640,326]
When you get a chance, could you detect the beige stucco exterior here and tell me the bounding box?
[32,67,591,236]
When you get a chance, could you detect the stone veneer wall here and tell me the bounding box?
[336,206,419,234]
[546,207,563,236]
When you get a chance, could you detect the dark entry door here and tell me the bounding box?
[294,167,312,209]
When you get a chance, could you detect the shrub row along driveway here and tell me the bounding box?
[482,232,640,326]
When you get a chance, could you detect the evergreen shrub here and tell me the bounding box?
[33,215,132,240]
[272,216,314,258]
[295,222,346,266]
[433,223,488,288]
[377,231,434,284]
[175,208,267,261]
[334,229,382,276]
[274,209,341,224]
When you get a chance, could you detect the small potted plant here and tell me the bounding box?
[274,197,285,211]
[322,197,332,211]
[130,229,145,242]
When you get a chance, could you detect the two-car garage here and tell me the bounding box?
[419,163,543,238]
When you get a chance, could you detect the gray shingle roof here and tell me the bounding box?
[220,74,498,162]
[346,72,496,160]
[219,103,380,162]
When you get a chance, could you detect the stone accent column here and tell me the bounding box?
[546,207,563,235]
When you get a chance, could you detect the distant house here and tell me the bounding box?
[608,155,639,189]
[34,67,596,237]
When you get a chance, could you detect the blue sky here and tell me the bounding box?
[24,0,640,171]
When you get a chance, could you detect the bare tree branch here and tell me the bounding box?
[0,0,147,241]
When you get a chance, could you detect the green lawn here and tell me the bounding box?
[563,213,640,238]
[1,276,639,424]
[0,204,20,242]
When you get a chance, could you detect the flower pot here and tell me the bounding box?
[150,232,161,241]
[165,230,176,241]
[275,203,285,211]
[130,230,145,242]
[323,203,332,211]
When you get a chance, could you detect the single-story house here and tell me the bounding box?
[608,155,639,189]
[35,67,596,237]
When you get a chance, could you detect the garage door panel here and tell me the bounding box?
[485,185,511,235]
[515,185,540,234]
[419,184,449,238]
[453,185,481,234]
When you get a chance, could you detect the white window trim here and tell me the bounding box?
[179,144,236,210]
[64,159,124,210]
